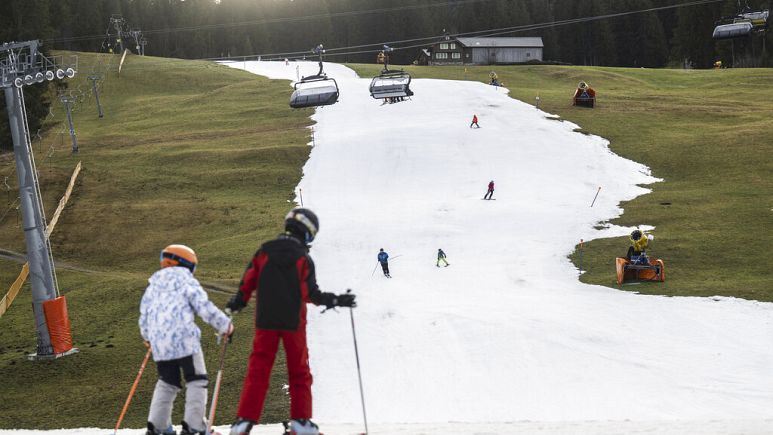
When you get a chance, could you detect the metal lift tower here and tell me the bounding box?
[0,40,77,359]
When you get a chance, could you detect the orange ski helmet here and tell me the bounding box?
[160,244,198,273]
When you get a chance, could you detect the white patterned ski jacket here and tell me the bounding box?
[139,267,231,362]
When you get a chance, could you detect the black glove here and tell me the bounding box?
[320,292,338,309]
[226,292,246,315]
[335,293,356,308]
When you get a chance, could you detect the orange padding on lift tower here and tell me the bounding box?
[42,296,74,354]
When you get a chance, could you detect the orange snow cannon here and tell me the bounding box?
[616,257,665,285]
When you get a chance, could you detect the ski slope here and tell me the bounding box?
[8,62,773,435]
[221,61,773,432]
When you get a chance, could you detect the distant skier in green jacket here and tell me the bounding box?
[436,249,449,267]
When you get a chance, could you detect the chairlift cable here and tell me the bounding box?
[206,0,725,61]
[42,0,502,44]
[66,0,725,73]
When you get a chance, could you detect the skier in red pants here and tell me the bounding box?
[226,208,356,435]
[470,114,480,128]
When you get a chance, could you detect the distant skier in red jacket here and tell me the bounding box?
[470,114,480,128]
[484,180,494,200]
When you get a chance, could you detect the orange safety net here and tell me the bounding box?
[42,296,74,354]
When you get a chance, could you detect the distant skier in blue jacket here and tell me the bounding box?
[377,248,391,278]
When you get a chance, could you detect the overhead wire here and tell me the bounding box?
[43,0,502,45]
[39,0,725,74]
[213,0,725,62]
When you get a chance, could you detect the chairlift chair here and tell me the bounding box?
[369,44,413,101]
[712,3,768,40]
[289,44,340,109]
[740,9,769,27]
[290,76,340,109]
[369,70,413,100]
[712,21,754,39]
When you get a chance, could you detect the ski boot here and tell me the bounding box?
[282,419,321,435]
[147,422,177,435]
[180,421,213,435]
[229,418,255,435]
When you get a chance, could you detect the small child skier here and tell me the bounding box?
[484,180,495,200]
[139,244,234,435]
[378,248,391,278]
[226,208,356,435]
[470,114,480,128]
[436,249,449,267]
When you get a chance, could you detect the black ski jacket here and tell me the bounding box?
[230,234,335,330]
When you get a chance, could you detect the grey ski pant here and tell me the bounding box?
[148,351,208,432]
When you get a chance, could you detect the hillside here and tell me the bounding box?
[0,53,313,428]
[0,54,772,433]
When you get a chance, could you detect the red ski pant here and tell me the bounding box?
[236,327,313,422]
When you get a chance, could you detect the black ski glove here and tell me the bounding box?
[225,292,246,315]
[335,293,356,308]
[319,292,356,309]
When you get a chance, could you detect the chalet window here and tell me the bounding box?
[440,43,449,50]
[436,52,448,59]
[452,52,461,59]
[526,52,531,57]
[450,43,457,49]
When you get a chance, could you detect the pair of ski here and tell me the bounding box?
[112,330,231,435]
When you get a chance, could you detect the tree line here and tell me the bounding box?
[4,0,772,67]
[2,0,772,148]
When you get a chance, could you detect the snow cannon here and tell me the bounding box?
[573,81,596,108]
[616,256,665,285]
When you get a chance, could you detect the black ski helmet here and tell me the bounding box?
[285,208,319,243]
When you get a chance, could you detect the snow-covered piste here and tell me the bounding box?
[8,62,773,435]
[221,61,773,432]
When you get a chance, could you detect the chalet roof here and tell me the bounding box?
[456,37,544,48]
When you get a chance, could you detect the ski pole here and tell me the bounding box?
[370,261,379,277]
[207,330,231,434]
[349,303,369,435]
[113,347,152,435]
[590,186,601,207]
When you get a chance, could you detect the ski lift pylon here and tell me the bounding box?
[369,45,413,101]
[289,44,340,109]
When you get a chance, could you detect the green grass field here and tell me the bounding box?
[0,53,313,429]
[0,56,771,429]
[350,64,773,300]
